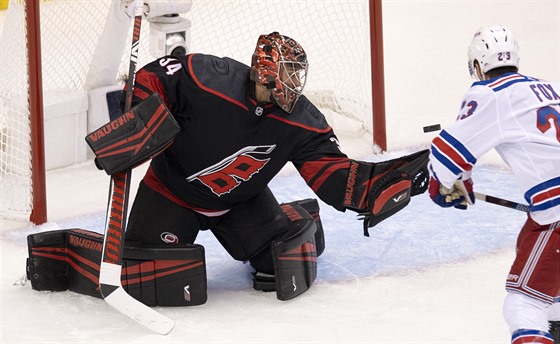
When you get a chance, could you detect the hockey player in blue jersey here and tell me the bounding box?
[428,26,560,344]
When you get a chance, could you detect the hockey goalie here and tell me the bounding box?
[27,31,429,305]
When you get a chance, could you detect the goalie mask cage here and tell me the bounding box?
[0,0,385,224]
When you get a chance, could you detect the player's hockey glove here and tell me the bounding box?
[85,93,180,175]
[344,149,430,236]
[428,176,474,210]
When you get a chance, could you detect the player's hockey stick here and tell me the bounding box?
[474,192,530,213]
[98,2,174,335]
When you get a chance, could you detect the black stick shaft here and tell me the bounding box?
[474,192,529,212]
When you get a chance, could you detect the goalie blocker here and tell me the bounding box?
[85,93,180,175]
[26,229,207,306]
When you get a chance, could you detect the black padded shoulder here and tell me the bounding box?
[187,53,250,105]
[268,95,331,132]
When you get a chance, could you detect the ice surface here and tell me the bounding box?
[0,146,528,343]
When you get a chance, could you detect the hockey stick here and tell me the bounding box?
[98,2,174,335]
[474,192,530,213]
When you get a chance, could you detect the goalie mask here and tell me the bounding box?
[467,26,519,80]
[250,32,308,113]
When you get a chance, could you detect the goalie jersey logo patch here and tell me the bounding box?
[186,145,276,196]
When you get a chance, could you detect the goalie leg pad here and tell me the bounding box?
[122,243,207,306]
[27,230,69,292]
[272,203,318,301]
[289,198,325,257]
[26,228,207,306]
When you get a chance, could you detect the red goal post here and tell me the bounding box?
[0,0,386,224]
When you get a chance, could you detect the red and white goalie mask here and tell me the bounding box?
[250,32,308,113]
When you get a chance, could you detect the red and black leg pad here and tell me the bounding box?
[272,202,318,301]
[286,198,325,257]
[26,228,207,306]
[85,93,180,175]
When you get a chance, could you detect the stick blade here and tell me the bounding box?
[100,262,174,335]
[103,286,175,335]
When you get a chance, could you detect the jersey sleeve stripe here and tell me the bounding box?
[309,160,350,192]
[135,69,171,108]
[511,329,555,344]
[430,146,461,175]
[133,86,151,101]
[525,176,560,211]
[430,130,476,175]
[299,159,350,192]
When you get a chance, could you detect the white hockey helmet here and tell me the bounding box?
[467,26,519,79]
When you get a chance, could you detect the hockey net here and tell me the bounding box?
[0,0,377,223]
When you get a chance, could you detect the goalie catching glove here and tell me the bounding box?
[428,175,475,210]
[344,149,430,236]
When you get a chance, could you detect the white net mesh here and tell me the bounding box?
[40,1,112,90]
[0,0,114,218]
[1,1,32,216]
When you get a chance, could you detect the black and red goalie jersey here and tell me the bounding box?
[132,53,348,211]
[131,53,428,229]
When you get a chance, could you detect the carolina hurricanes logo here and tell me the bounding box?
[186,145,276,196]
[160,231,179,243]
